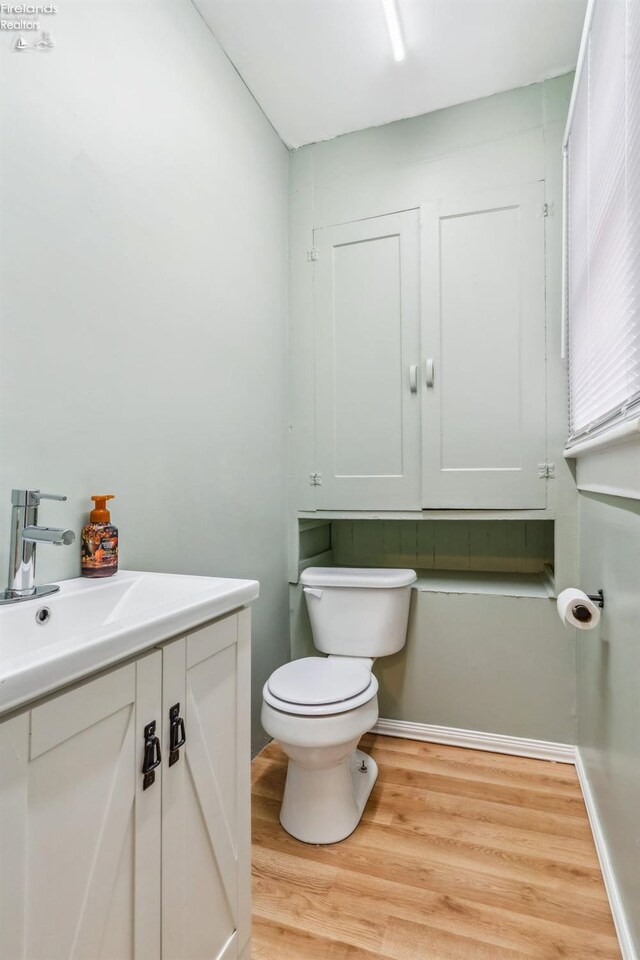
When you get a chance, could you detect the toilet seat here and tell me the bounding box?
[263,657,378,716]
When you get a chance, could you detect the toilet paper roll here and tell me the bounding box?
[557,588,601,630]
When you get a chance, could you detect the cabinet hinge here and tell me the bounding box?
[306,248,319,262]
[537,201,554,218]
[308,472,322,486]
[538,462,556,479]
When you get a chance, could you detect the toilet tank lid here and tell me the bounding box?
[300,567,417,589]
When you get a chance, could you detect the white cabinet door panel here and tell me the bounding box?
[162,612,250,960]
[314,210,421,509]
[0,654,162,960]
[421,184,547,508]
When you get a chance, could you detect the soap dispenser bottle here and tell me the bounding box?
[81,495,118,578]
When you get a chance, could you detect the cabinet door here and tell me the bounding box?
[0,653,162,960]
[314,210,421,509]
[421,184,547,508]
[161,611,251,960]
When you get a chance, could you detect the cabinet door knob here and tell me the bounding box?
[409,364,418,393]
[425,358,435,388]
[142,720,162,789]
[169,703,186,767]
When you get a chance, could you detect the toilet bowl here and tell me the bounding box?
[261,567,416,844]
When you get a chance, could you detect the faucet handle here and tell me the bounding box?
[11,489,67,507]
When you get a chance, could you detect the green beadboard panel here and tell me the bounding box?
[299,520,332,561]
[331,519,553,573]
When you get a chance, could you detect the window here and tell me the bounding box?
[566,0,640,443]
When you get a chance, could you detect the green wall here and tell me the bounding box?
[578,492,640,952]
[0,0,291,755]
[290,75,579,747]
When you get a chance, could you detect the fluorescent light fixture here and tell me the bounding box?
[382,0,405,62]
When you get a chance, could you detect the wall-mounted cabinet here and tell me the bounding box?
[309,182,547,512]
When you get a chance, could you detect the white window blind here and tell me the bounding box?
[566,0,640,441]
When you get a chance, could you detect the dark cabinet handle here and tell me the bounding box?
[142,720,161,789]
[169,703,186,767]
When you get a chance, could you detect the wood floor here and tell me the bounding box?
[251,733,621,960]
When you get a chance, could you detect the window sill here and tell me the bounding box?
[563,417,640,459]
[564,417,640,501]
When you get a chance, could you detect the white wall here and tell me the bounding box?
[0,0,290,752]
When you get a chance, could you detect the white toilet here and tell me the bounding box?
[261,567,416,844]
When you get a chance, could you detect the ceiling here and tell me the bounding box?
[195,0,586,148]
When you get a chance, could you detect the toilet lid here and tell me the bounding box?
[267,657,372,706]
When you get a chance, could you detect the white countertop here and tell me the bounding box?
[0,570,260,717]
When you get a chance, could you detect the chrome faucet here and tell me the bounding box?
[0,489,75,604]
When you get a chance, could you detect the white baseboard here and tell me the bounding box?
[574,750,638,960]
[371,718,576,764]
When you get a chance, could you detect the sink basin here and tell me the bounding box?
[0,570,259,715]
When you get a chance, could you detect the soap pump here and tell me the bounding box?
[81,495,118,578]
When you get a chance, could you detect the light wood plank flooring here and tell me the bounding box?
[251,733,621,959]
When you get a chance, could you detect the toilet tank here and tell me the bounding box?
[300,567,417,657]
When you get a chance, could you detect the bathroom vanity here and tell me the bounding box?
[0,571,259,960]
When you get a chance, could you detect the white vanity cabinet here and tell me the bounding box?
[310,185,547,511]
[0,609,251,960]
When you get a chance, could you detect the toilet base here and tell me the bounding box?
[280,748,378,845]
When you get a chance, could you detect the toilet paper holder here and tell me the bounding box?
[586,589,605,608]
